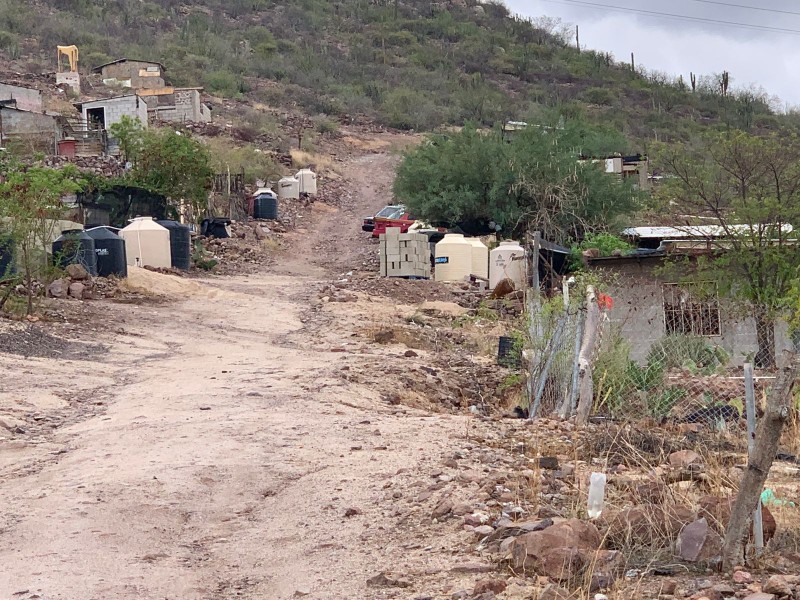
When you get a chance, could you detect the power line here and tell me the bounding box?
[540,0,800,36]
[687,0,800,18]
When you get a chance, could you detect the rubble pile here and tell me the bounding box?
[45,264,120,301]
[43,155,126,177]
[201,222,282,275]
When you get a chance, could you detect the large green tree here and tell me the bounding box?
[656,131,800,367]
[110,118,214,220]
[393,120,640,243]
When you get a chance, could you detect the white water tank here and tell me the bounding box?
[278,176,300,200]
[434,234,472,282]
[469,238,489,279]
[120,217,171,269]
[490,240,526,290]
[295,168,317,195]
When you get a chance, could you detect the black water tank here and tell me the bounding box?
[253,192,278,220]
[86,227,127,278]
[52,229,98,276]
[0,235,14,279]
[156,220,191,270]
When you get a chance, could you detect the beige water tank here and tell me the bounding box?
[490,240,526,290]
[120,217,171,269]
[295,168,317,195]
[278,176,300,200]
[469,238,489,279]
[434,234,472,282]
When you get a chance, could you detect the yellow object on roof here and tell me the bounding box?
[57,45,79,72]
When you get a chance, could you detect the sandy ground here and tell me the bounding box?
[0,135,498,600]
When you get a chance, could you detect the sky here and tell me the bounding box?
[502,0,800,108]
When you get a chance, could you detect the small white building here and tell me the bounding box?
[75,94,149,131]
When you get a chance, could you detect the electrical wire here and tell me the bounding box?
[540,0,800,35]
[686,0,800,18]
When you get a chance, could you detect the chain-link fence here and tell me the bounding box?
[526,283,793,424]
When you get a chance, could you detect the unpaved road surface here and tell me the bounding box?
[0,138,495,600]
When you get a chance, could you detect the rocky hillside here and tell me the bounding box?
[0,0,790,145]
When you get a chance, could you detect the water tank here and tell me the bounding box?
[52,229,98,276]
[434,234,472,282]
[253,192,278,220]
[156,220,191,271]
[86,227,127,278]
[278,176,300,201]
[490,240,526,290]
[119,217,171,269]
[469,238,489,279]
[295,168,317,195]
[0,234,14,279]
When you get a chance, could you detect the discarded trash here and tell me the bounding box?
[587,472,607,519]
[761,488,796,507]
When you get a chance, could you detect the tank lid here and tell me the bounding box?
[442,233,465,239]
[499,240,522,246]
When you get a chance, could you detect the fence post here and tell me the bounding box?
[527,231,542,410]
[575,286,600,425]
[559,310,585,419]
[744,362,764,554]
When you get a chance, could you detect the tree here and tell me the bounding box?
[108,115,144,164]
[656,131,800,367]
[115,126,214,220]
[394,120,639,243]
[0,154,84,314]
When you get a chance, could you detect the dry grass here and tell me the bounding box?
[290,149,335,175]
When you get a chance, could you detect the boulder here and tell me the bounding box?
[676,518,723,563]
[47,278,68,299]
[65,263,90,281]
[510,519,601,580]
[763,575,793,597]
[668,450,703,468]
[432,499,454,520]
[68,282,86,300]
[490,278,515,299]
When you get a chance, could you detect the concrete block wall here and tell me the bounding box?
[379,228,431,278]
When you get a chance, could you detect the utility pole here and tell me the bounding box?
[575,25,580,52]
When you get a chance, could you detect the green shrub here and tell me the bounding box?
[647,334,729,373]
[581,86,615,106]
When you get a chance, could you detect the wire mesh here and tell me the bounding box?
[527,286,793,423]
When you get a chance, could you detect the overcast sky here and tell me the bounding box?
[503,0,800,108]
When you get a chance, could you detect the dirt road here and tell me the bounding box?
[0,140,495,600]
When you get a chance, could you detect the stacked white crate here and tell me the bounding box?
[379,227,431,278]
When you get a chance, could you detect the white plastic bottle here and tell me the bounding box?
[587,472,607,519]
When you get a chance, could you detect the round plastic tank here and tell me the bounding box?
[156,220,191,271]
[469,238,489,280]
[52,229,98,276]
[278,176,300,200]
[490,240,526,290]
[86,227,127,278]
[253,192,278,220]
[434,234,472,282]
[295,168,317,195]
[119,217,171,269]
[0,234,14,278]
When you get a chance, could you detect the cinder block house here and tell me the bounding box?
[92,59,166,90]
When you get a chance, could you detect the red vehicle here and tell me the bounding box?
[371,210,417,238]
[362,204,406,233]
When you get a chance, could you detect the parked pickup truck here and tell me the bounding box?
[362,204,407,233]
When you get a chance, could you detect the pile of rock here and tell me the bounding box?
[47,264,104,300]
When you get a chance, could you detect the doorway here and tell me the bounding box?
[87,107,105,129]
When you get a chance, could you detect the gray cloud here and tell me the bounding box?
[503,0,800,106]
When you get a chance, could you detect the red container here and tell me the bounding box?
[58,138,77,158]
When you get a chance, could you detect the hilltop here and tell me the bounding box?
[0,0,789,146]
